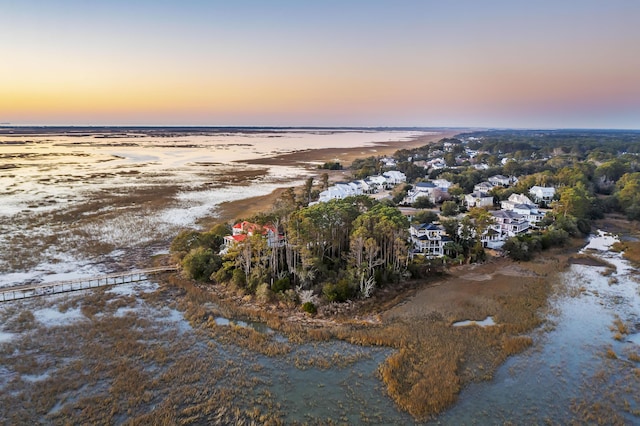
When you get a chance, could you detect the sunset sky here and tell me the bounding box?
[1,1,639,128]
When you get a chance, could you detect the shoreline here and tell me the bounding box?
[210,130,459,224]
[240,130,459,168]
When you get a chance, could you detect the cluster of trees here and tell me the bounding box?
[318,161,342,170]
[172,196,435,310]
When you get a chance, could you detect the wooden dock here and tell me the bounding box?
[0,267,177,302]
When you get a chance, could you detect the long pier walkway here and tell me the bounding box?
[0,266,177,302]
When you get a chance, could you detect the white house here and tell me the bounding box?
[381,157,397,167]
[355,179,374,194]
[382,170,407,185]
[317,187,345,203]
[406,181,444,204]
[529,186,556,205]
[427,158,447,170]
[501,157,514,165]
[367,175,388,190]
[432,179,453,192]
[512,204,545,225]
[464,192,494,208]
[490,210,530,236]
[410,223,450,258]
[488,175,512,187]
[481,227,508,249]
[473,181,494,195]
[500,193,534,210]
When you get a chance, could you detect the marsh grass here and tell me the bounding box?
[612,241,640,267]
[0,281,288,425]
[162,255,557,422]
[0,248,577,423]
[610,317,629,335]
[570,343,640,425]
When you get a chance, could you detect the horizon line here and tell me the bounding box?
[1,124,639,132]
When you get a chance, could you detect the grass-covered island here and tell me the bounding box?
[169,129,640,421]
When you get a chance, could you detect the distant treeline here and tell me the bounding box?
[458,129,640,156]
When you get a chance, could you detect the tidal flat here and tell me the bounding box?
[1,128,639,423]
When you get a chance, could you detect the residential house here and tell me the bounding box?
[500,193,534,210]
[488,174,512,187]
[501,157,514,165]
[406,181,444,204]
[382,170,407,185]
[481,227,508,249]
[490,210,530,236]
[529,186,556,205]
[432,178,453,192]
[339,182,362,196]
[410,223,450,258]
[427,158,447,170]
[464,192,494,208]
[367,175,388,190]
[473,181,494,195]
[317,186,350,203]
[223,221,284,252]
[381,157,397,167]
[355,179,374,194]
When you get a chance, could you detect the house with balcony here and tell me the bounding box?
[317,186,350,203]
[501,194,545,225]
[432,178,453,192]
[490,210,530,236]
[481,227,508,249]
[367,175,389,190]
[382,170,407,185]
[501,193,534,210]
[529,186,556,206]
[410,222,450,258]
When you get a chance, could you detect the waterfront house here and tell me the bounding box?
[490,210,530,236]
[367,175,389,190]
[529,186,556,205]
[222,221,284,252]
[410,223,450,257]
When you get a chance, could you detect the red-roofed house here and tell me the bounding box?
[222,221,284,252]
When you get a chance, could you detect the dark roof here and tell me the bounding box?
[491,210,526,220]
[415,223,444,231]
